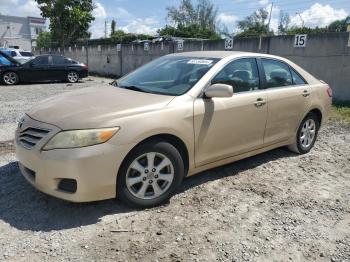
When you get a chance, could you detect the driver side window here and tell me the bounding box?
[211,58,260,93]
[32,56,49,65]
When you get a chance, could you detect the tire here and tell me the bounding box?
[117,141,185,208]
[2,71,19,85]
[67,71,79,83]
[288,112,320,154]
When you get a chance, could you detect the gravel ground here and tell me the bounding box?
[0,79,349,262]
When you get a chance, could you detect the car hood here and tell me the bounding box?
[28,84,175,130]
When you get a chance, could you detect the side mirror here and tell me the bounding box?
[204,83,233,98]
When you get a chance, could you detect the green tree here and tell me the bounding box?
[35,0,95,48]
[111,19,116,35]
[158,24,220,40]
[285,26,327,35]
[236,8,270,37]
[165,0,219,37]
[36,31,52,48]
[110,30,153,43]
[328,16,350,32]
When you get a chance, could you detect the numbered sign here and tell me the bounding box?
[116,44,121,52]
[225,38,233,49]
[294,34,307,47]
[144,42,150,51]
[177,40,184,51]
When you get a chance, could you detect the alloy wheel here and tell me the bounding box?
[3,72,18,85]
[126,152,174,200]
[67,72,78,83]
[299,118,316,149]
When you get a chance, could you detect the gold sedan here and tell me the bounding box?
[15,51,332,207]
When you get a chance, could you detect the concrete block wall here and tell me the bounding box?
[35,32,350,101]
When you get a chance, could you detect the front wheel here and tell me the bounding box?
[2,72,19,85]
[288,112,319,154]
[117,141,185,208]
[67,71,79,83]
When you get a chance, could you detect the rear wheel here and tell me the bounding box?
[2,72,19,85]
[67,71,79,83]
[288,112,319,154]
[117,141,184,208]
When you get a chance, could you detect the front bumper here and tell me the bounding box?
[15,115,135,202]
[79,69,89,79]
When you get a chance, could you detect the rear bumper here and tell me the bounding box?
[15,134,135,202]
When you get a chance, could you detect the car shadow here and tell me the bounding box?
[0,147,295,232]
[179,147,296,193]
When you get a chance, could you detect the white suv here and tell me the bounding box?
[8,49,35,64]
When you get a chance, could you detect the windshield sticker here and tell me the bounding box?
[187,59,213,65]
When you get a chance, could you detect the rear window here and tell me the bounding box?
[19,51,34,57]
[64,58,78,64]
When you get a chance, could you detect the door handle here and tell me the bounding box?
[254,98,266,107]
[302,90,310,97]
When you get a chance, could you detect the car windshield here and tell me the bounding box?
[115,56,219,96]
[19,51,34,57]
[0,53,13,65]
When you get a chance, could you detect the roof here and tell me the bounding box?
[169,51,255,58]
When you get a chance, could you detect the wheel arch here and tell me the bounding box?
[117,133,190,180]
[309,108,322,126]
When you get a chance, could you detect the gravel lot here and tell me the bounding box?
[0,78,349,262]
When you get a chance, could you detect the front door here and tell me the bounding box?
[21,56,49,82]
[193,58,268,166]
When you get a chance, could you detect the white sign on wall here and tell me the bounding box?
[294,34,307,47]
[225,38,233,49]
[177,40,184,51]
[144,42,150,51]
[116,44,121,52]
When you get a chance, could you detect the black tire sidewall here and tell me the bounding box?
[117,141,185,208]
[2,72,19,85]
[296,112,319,154]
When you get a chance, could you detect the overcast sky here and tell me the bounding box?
[0,0,349,38]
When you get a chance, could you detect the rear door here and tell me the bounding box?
[47,55,67,80]
[260,58,311,145]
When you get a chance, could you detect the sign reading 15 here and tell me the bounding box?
[294,34,307,47]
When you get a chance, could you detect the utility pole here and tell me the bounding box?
[267,2,274,34]
[104,20,107,38]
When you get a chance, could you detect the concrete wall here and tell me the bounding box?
[36,32,350,101]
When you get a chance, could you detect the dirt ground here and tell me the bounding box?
[0,78,349,261]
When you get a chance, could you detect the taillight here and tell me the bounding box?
[83,63,88,69]
[326,87,332,97]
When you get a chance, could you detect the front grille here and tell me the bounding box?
[18,127,50,149]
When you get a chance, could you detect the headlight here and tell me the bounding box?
[43,127,120,150]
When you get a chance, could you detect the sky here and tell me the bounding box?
[0,0,349,38]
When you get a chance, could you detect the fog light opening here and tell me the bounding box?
[58,179,77,193]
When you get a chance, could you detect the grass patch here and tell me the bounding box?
[331,101,350,123]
